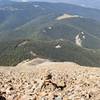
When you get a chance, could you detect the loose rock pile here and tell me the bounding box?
[0,61,100,100]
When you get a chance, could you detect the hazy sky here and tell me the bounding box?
[12,0,69,2]
[11,0,99,3]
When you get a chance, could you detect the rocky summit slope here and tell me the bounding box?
[0,58,100,100]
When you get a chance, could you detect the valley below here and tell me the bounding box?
[0,1,100,67]
[0,58,100,100]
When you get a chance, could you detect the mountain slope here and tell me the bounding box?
[63,0,100,9]
[1,60,100,99]
[2,16,100,49]
[0,40,100,67]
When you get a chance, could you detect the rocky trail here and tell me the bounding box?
[0,58,100,100]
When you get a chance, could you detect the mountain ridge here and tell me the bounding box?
[9,0,100,10]
[0,59,100,99]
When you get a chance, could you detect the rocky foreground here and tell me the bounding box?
[0,58,100,100]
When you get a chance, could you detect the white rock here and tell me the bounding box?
[75,33,82,47]
[83,35,86,39]
[55,45,61,49]
[43,30,46,33]
[81,32,85,35]
[34,5,39,8]
[48,27,52,30]
[56,13,79,20]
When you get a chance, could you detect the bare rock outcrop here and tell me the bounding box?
[0,60,100,100]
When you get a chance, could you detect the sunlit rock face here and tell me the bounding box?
[56,14,79,20]
[75,32,86,47]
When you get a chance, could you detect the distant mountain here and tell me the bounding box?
[0,0,11,2]
[0,2,100,66]
[10,0,100,9]
[63,0,100,9]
